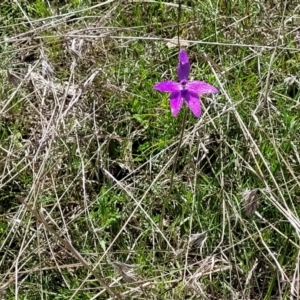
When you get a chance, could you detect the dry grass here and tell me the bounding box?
[0,0,300,299]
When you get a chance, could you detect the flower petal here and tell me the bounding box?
[177,49,190,81]
[187,80,218,94]
[177,63,190,81]
[170,91,183,116]
[184,91,201,117]
[178,49,189,64]
[154,81,181,93]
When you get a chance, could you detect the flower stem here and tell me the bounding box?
[159,108,187,231]
[159,0,183,244]
[177,0,181,49]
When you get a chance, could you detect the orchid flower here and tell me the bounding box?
[153,49,218,117]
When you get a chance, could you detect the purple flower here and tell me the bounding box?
[153,49,218,117]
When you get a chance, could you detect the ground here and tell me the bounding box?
[0,0,300,299]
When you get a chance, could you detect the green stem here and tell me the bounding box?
[159,0,183,236]
[159,108,187,231]
[177,0,181,49]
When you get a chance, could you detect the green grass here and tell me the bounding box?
[1,0,300,299]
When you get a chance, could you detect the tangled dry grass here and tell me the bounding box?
[1,0,300,299]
